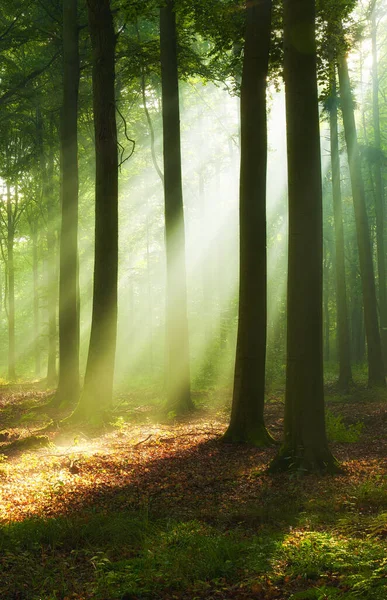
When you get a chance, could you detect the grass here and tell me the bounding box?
[1,502,386,599]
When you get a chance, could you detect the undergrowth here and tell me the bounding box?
[1,483,386,600]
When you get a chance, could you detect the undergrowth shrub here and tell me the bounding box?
[95,520,244,598]
[325,410,363,443]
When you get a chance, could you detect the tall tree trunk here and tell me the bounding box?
[46,119,57,388]
[160,0,193,413]
[271,0,337,472]
[223,0,274,445]
[145,200,154,375]
[33,106,44,379]
[323,242,330,362]
[349,233,365,363]
[338,52,385,387]
[7,183,16,381]
[74,0,118,420]
[329,72,352,389]
[32,226,40,377]
[55,0,80,406]
[371,7,387,368]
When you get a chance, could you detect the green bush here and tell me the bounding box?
[325,410,363,443]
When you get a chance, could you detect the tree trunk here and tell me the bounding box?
[32,226,40,377]
[7,183,16,381]
[55,0,80,405]
[338,52,385,387]
[75,0,118,421]
[323,241,331,362]
[329,72,352,390]
[271,0,338,473]
[223,0,274,446]
[371,7,387,369]
[160,0,193,413]
[46,119,57,388]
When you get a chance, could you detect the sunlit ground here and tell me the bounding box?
[0,385,386,599]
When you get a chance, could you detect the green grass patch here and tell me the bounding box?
[1,507,386,600]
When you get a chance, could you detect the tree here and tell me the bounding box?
[223,0,274,445]
[327,70,353,390]
[271,0,338,473]
[71,0,119,421]
[370,1,387,368]
[160,0,193,414]
[6,182,17,380]
[54,0,80,406]
[337,45,385,387]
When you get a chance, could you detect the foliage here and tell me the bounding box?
[325,409,363,443]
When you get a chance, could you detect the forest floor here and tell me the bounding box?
[0,385,386,600]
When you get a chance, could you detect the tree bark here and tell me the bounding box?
[271,0,338,473]
[55,0,80,405]
[223,0,274,446]
[329,71,352,390]
[74,0,118,420]
[338,52,385,387]
[160,0,193,413]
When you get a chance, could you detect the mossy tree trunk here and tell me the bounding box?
[338,52,385,387]
[270,0,338,473]
[160,0,193,414]
[223,0,274,446]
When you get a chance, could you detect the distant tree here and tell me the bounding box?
[370,1,387,368]
[223,0,274,445]
[327,69,353,390]
[160,0,193,414]
[337,45,385,387]
[46,114,58,388]
[271,0,338,473]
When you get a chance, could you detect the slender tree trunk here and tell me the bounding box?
[35,106,56,386]
[223,0,273,445]
[271,0,338,472]
[160,0,193,413]
[329,72,352,389]
[74,0,118,420]
[55,0,80,406]
[33,106,44,379]
[32,227,41,377]
[348,233,365,364]
[371,7,387,368]
[323,243,330,362]
[338,52,385,387]
[145,200,154,375]
[7,183,15,381]
[46,120,58,387]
